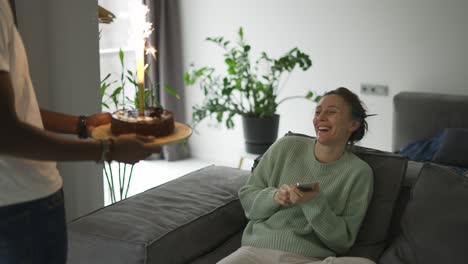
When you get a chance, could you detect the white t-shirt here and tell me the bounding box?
[0,0,62,206]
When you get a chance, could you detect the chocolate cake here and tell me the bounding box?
[111,107,175,137]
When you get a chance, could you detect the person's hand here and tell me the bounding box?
[110,134,157,164]
[86,112,112,134]
[289,182,320,204]
[98,5,116,24]
[274,184,292,206]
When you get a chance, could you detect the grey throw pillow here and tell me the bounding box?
[380,163,468,264]
[432,128,468,167]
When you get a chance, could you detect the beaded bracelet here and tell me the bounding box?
[77,115,88,139]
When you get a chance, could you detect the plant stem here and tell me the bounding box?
[122,163,127,199]
[108,162,116,202]
[124,165,135,199]
[103,162,116,203]
[227,92,247,114]
[118,162,123,200]
[277,96,313,106]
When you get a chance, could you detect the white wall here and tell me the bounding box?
[179,0,468,165]
[15,0,104,221]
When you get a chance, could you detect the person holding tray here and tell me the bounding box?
[219,87,375,264]
[0,1,156,263]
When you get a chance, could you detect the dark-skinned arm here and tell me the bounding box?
[40,109,111,136]
[1,70,155,164]
[0,71,102,161]
[40,109,79,134]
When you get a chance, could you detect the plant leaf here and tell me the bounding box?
[101,73,112,83]
[184,72,192,85]
[100,83,108,97]
[119,49,124,67]
[111,87,123,98]
[238,27,244,39]
[216,112,223,122]
[163,84,181,99]
[195,67,207,77]
[102,102,110,110]
[127,76,138,87]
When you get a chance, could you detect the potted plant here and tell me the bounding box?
[185,27,321,154]
[100,49,180,204]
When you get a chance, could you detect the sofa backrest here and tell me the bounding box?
[393,92,468,152]
[345,145,407,261]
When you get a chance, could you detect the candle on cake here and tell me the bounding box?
[135,35,145,116]
[133,3,153,116]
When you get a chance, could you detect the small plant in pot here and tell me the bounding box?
[185,27,321,154]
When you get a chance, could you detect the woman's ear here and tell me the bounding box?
[348,120,361,133]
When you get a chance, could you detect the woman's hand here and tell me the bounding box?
[289,182,320,204]
[274,183,320,206]
[274,184,292,206]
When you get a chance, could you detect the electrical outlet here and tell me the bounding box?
[360,83,389,96]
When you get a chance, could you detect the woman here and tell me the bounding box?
[218,87,375,264]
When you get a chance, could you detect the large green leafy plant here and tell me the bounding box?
[185,27,321,129]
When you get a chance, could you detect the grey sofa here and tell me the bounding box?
[68,92,468,264]
[68,150,406,264]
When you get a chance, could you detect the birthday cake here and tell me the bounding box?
[111,107,175,137]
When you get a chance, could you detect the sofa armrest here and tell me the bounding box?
[68,165,249,264]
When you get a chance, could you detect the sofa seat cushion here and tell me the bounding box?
[68,166,249,264]
[380,163,468,264]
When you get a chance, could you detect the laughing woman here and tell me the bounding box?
[218,87,375,264]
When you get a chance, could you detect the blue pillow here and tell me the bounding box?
[399,132,444,162]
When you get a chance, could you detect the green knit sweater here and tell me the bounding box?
[239,136,373,258]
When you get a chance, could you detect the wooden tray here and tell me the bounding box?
[91,122,192,150]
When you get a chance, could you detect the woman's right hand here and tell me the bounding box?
[110,134,159,164]
[289,183,320,204]
[274,183,320,206]
[274,184,292,206]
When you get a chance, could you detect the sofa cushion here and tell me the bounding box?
[68,165,249,264]
[342,146,406,261]
[385,160,422,244]
[432,128,468,168]
[191,231,243,264]
[380,163,468,264]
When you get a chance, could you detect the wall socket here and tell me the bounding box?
[360,83,389,96]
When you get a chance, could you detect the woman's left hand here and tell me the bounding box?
[288,182,320,204]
